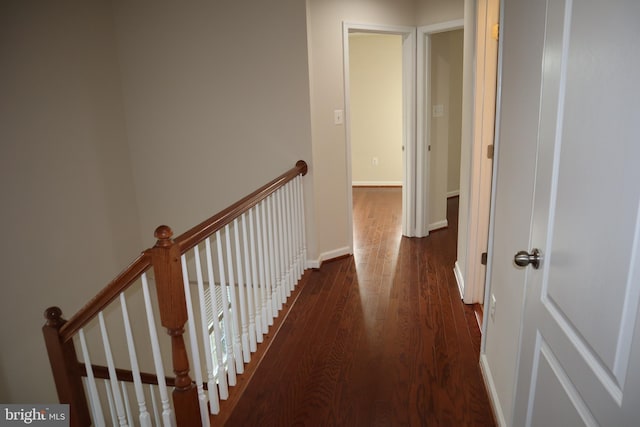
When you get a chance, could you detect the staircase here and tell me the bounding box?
[43,161,309,426]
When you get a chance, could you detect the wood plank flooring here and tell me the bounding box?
[225,187,495,426]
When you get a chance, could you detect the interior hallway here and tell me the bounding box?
[226,187,495,426]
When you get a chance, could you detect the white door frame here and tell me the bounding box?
[342,22,417,242]
[417,19,465,237]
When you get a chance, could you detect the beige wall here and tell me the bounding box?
[417,0,465,25]
[113,0,314,249]
[429,29,463,229]
[447,30,464,196]
[0,0,142,402]
[349,34,403,185]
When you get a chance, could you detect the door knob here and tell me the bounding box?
[514,248,542,269]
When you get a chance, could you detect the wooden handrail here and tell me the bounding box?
[57,160,308,342]
[78,363,177,388]
[176,160,308,253]
[59,253,152,342]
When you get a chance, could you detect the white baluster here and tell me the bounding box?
[260,200,274,325]
[267,195,280,316]
[119,293,152,427]
[104,380,117,425]
[180,254,211,427]
[276,190,287,304]
[293,177,303,279]
[215,233,237,386]
[150,385,161,427]
[98,312,129,426]
[121,382,134,427]
[78,330,105,427]
[297,175,306,276]
[298,174,308,269]
[141,273,175,427]
[233,218,251,363]
[204,237,229,399]
[193,245,221,414]
[289,180,300,281]
[241,213,258,353]
[248,208,264,343]
[285,182,295,292]
[224,225,244,374]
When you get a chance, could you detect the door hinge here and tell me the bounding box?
[487,144,494,159]
[481,252,488,265]
[492,23,500,41]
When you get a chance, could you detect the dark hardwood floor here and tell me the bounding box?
[225,187,495,426]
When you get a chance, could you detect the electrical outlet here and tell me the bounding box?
[372,157,379,166]
[490,294,497,321]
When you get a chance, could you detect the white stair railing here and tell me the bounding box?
[43,161,308,426]
[174,166,308,417]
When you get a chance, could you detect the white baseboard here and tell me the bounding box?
[352,181,402,187]
[480,354,507,427]
[447,189,460,198]
[306,246,352,269]
[454,261,464,299]
[428,219,448,231]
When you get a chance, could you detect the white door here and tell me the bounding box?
[505,0,640,425]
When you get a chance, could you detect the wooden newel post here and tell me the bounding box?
[149,225,202,427]
[42,307,91,427]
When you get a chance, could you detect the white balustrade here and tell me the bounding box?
[241,213,258,353]
[98,312,129,426]
[233,218,251,364]
[120,293,153,427]
[216,232,237,386]
[180,255,212,427]
[204,237,229,399]
[78,329,105,427]
[59,168,307,426]
[193,244,221,414]
[248,208,264,344]
[141,273,175,427]
[224,224,244,375]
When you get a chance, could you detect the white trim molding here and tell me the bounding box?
[352,181,402,187]
[428,220,448,231]
[454,261,465,299]
[480,354,507,427]
[306,246,352,269]
[447,190,460,198]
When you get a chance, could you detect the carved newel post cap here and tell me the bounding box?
[154,225,174,247]
[44,306,63,327]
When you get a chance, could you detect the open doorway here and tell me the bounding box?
[343,23,416,245]
[425,28,464,232]
[417,20,465,236]
[348,33,404,189]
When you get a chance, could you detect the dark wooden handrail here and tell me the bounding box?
[78,363,177,388]
[176,160,308,253]
[59,253,152,342]
[57,160,307,342]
